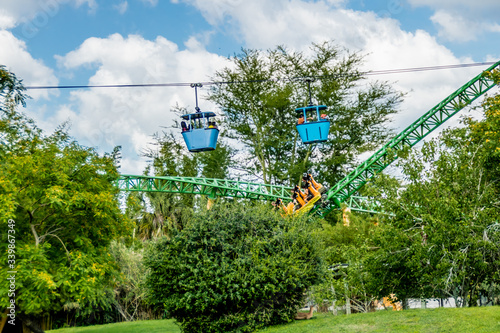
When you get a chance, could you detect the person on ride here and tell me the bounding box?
[306,181,320,198]
[303,173,323,192]
[286,201,295,215]
[272,198,283,211]
[293,185,308,207]
[291,192,301,209]
[297,115,305,124]
[305,187,314,201]
[181,121,189,132]
[302,173,310,184]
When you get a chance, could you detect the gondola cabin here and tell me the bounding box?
[180,111,219,152]
[296,105,330,144]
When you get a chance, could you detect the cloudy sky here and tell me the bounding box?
[1,0,499,175]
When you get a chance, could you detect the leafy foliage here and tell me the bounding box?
[208,42,403,186]
[0,102,131,322]
[0,65,28,108]
[145,203,324,332]
[127,131,235,240]
[313,213,379,313]
[365,116,500,306]
[109,240,159,321]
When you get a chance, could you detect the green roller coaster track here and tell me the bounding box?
[316,59,500,215]
[118,61,500,215]
[116,174,382,214]
[117,175,294,201]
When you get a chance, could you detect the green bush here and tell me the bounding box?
[144,203,324,332]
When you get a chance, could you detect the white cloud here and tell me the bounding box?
[114,1,129,15]
[175,0,489,136]
[408,0,500,42]
[430,10,477,42]
[177,0,244,25]
[54,33,230,173]
[430,10,500,43]
[0,10,17,29]
[408,0,500,9]
[0,30,58,100]
[139,0,159,6]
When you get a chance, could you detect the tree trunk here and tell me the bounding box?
[28,210,40,247]
[0,310,8,332]
[289,132,298,187]
[344,281,351,315]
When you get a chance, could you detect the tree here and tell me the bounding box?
[469,90,500,190]
[108,240,158,322]
[208,42,403,187]
[365,114,500,307]
[0,65,28,109]
[145,203,324,333]
[313,212,379,313]
[0,99,132,330]
[127,131,234,240]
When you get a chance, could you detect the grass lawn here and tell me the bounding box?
[47,319,180,333]
[261,306,500,332]
[48,306,500,333]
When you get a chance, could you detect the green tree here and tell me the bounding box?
[365,117,500,307]
[145,203,324,333]
[0,102,131,330]
[129,130,234,240]
[313,212,379,313]
[208,42,403,186]
[469,91,500,189]
[0,65,28,109]
[108,240,158,321]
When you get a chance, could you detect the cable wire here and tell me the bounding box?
[25,61,496,90]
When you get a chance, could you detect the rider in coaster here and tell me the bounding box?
[293,185,308,207]
[302,173,323,192]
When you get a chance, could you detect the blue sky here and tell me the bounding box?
[1,0,500,174]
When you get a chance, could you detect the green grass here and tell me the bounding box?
[48,306,500,333]
[47,319,180,333]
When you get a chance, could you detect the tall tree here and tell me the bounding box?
[128,131,234,240]
[0,65,27,109]
[469,88,500,189]
[0,72,131,330]
[208,42,403,187]
[145,203,324,333]
[365,111,500,306]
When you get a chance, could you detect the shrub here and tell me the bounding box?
[145,203,324,332]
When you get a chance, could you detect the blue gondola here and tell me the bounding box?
[296,105,330,144]
[180,111,219,152]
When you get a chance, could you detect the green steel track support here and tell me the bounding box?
[117,174,293,201]
[117,175,382,214]
[344,196,382,214]
[316,60,500,215]
[117,175,382,213]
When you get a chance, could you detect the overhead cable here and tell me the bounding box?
[25,61,496,90]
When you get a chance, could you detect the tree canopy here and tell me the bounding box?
[126,131,234,241]
[0,66,132,330]
[364,108,500,306]
[208,42,403,186]
[145,203,324,333]
[1,50,499,333]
